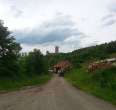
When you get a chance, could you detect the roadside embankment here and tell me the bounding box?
[65,66,116,105]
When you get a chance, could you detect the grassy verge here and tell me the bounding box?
[0,74,51,92]
[65,67,116,105]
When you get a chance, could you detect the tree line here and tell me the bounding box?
[0,20,48,79]
[46,41,116,68]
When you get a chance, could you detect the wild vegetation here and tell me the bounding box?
[65,66,116,104]
[0,20,51,91]
[46,40,116,68]
[0,20,21,79]
[62,41,116,105]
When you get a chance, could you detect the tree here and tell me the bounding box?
[0,20,21,78]
[25,49,47,76]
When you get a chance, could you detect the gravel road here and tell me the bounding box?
[0,74,116,110]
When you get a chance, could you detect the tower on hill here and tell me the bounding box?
[55,46,59,53]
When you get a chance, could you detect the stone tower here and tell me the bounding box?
[55,46,59,53]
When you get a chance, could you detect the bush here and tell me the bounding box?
[65,66,116,104]
[92,67,116,89]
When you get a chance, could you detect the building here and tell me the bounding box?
[55,46,59,53]
[46,46,60,55]
[46,51,50,55]
[53,60,72,75]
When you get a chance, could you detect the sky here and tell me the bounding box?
[0,0,116,54]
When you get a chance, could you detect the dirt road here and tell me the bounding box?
[0,75,116,110]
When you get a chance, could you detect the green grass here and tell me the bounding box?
[0,74,51,92]
[65,67,116,105]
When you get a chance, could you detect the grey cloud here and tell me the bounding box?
[102,14,116,26]
[10,5,23,18]
[110,3,116,13]
[101,3,116,27]
[102,14,114,21]
[103,19,116,26]
[15,14,85,45]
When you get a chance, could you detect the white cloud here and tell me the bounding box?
[0,0,116,53]
[14,14,85,54]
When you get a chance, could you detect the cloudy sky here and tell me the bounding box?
[0,0,116,53]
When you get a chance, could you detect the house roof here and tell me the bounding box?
[54,60,72,69]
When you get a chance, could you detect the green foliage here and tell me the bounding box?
[46,41,116,68]
[91,67,116,90]
[65,67,116,104]
[67,41,116,67]
[45,53,67,67]
[0,20,51,91]
[19,49,48,77]
[0,20,21,78]
[0,74,51,91]
[63,40,116,105]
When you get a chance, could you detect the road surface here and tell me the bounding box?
[0,74,116,110]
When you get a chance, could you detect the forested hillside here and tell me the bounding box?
[46,41,116,67]
[70,41,116,66]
